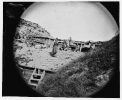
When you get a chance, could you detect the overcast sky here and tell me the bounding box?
[21,2,118,41]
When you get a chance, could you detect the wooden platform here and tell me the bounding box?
[18,48,85,72]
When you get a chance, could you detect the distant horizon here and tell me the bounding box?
[20,18,118,42]
[21,2,118,41]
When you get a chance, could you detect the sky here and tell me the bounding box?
[21,2,118,41]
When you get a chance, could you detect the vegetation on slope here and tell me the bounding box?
[37,34,119,97]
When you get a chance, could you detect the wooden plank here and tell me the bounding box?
[38,70,45,85]
[28,68,36,84]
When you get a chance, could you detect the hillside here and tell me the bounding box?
[15,18,54,43]
[36,34,119,97]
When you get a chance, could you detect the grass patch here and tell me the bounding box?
[37,35,119,97]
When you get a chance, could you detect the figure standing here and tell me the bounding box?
[51,38,58,57]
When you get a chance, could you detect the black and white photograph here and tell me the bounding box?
[2,1,120,98]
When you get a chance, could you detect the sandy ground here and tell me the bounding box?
[28,47,85,71]
[15,44,85,72]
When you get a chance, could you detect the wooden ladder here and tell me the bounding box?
[28,68,45,88]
